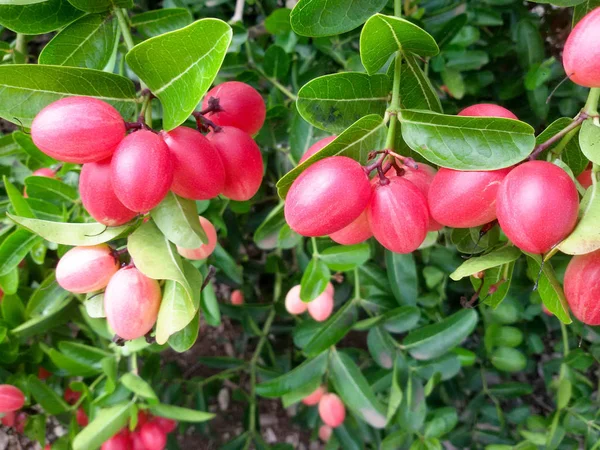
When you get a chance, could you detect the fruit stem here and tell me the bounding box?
[385,52,403,151]
[230,0,245,23]
[584,88,600,116]
[560,320,569,357]
[353,268,361,300]
[192,111,222,133]
[114,8,135,51]
[244,42,297,102]
[14,33,27,63]
[529,113,587,160]
[310,237,320,256]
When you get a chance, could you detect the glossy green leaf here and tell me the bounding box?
[320,243,370,271]
[0,267,19,296]
[264,8,292,35]
[450,247,521,280]
[67,0,132,13]
[526,255,571,324]
[573,0,600,25]
[72,401,133,450]
[13,131,56,165]
[148,404,214,422]
[0,229,42,276]
[300,258,330,302]
[121,373,158,401]
[579,119,600,165]
[367,325,396,368]
[151,192,207,248]
[386,251,418,306]
[398,53,442,113]
[131,8,193,38]
[304,300,358,356]
[84,292,105,318]
[24,177,77,203]
[4,176,35,219]
[200,279,220,327]
[212,245,243,285]
[397,371,427,432]
[126,19,232,131]
[0,0,83,34]
[559,182,600,254]
[474,262,515,309]
[383,306,421,334]
[424,407,458,438]
[28,375,69,414]
[169,310,200,353]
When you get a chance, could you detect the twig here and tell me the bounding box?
[529,112,588,160]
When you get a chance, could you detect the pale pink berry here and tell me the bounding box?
[318,393,346,428]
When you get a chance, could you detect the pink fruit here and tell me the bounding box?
[563,8,600,87]
[285,285,307,315]
[64,387,81,405]
[176,216,218,260]
[130,433,146,450]
[56,244,119,294]
[14,412,26,433]
[368,177,429,253]
[299,136,336,164]
[32,168,55,178]
[31,97,125,163]
[428,168,512,228]
[319,425,333,442]
[37,367,51,380]
[160,127,225,200]
[496,161,579,254]
[104,266,162,340]
[76,408,88,427]
[153,417,177,434]
[458,104,518,120]
[577,168,593,189]
[80,158,138,226]
[329,209,373,245]
[302,386,325,406]
[564,251,600,325]
[285,156,371,237]
[101,433,131,450]
[318,393,346,428]
[231,290,244,305]
[207,126,263,201]
[202,81,266,135]
[140,422,167,450]
[307,291,334,322]
[399,164,443,231]
[111,130,173,212]
[0,385,25,412]
[1,411,14,427]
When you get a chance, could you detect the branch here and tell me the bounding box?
[528,112,588,160]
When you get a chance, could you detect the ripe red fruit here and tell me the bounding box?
[176,216,218,260]
[564,251,600,325]
[153,417,177,434]
[136,410,149,430]
[32,168,55,178]
[37,367,51,380]
[111,130,174,212]
[104,266,162,340]
[76,407,88,426]
[319,425,333,442]
[140,422,167,450]
[302,386,325,406]
[458,104,518,120]
[368,177,429,253]
[563,8,600,87]
[56,244,119,294]
[80,158,137,227]
[496,161,579,254]
[0,385,25,412]
[307,290,334,322]
[299,136,336,164]
[130,432,146,450]
[101,433,132,450]
[285,285,307,315]
[160,127,225,200]
[318,393,346,428]
[207,126,263,201]
[64,387,81,405]
[285,156,371,236]
[231,290,244,305]
[577,169,593,189]
[428,168,511,228]
[31,97,126,163]
[329,209,373,245]
[202,81,266,135]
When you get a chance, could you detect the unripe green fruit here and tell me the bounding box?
[490,347,526,372]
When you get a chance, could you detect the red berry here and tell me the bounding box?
[285,156,371,236]
[457,103,518,120]
[130,432,146,450]
[207,126,263,201]
[302,386,325,406]
[56,244,119,294]
[329,209,373,245]
[80,158,137,227]
[318,393,345,428]
[152,417,177,434]
[76,407,88,427]
[176,216,218,260]
[368,177,429,253]
[231,290,244,305]
[428,168,511,228]
[136,410,149,430]
[496,161,579,254]
[285,285,307,315]
[101,433,132,450]
[14,411,26,433]
[307,287,334,322]
[31,97,125,163]
[44,445,51,450]
[32,168,55,178]
[111,130,174,212]
[0,385,25,412]
[299,136,336,164]
[577,168,593,189]
[104,266,162,340]
[1,411,15,427]
[64,387,81,405]
[563,8,600,87]
[564,251,600,325]
[319,424,332,442]
[140,422,167,450]
[202,81,266,135]
[160,127,225,200]
[37,367,52,380]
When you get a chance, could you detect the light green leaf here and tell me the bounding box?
[121,373,158,401]
[13,131,56,165]
[0,229,42,276]
[450,247,522,281]
[526,255,571,324]
[398,54,442,112]
[559,182,600,254]
[304,300,358,356]
[4,176,35,219]
[130,8,192,38]
[24,177,78,203]
[300,258,331,302]
[168,309,200,352]
[382,306,421,334]
[0,0,83,34]
[574,1,600,25]
[320,243,370,272]
[148,404,214,422]
[0,268,19,296]
[72,401,133,450]
[151,192,207,248]
[579,119,600,165]
[67,0,132,13]
[253,203,286,250]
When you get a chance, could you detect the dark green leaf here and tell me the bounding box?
[0,0,84,34]
[66,0,132,13]
[72,401,133,450]
[130,8,193,38]
[304,300,358,356]
[300,258,331,302]
[28,375,69,414]
[385,251,418,306]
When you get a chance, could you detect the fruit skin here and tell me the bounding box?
[0,385,25,412]
[401,164,443,231]
[76,407,88,426]
[563,8,600,87]
[31,97,126,163]
[153,417,177,434]
[56,244,119,294]
[329,209,373,245]
[202,81,266,135]
[37,367,51,380]
[104,266,162,340]
[299,136,336,164]
[285,156,371,237]
[140,421,168,450]
[319,425,333,442]
[111,130,174,212]
[285,285,307,315]
[176,216,217,260]
[302,386,325,406]
[1,411,14,427]
[564,251,600,325]
[160,127,225,200]
[64,387,81,405]
[318,393,346,428]
[368,177,429,254]
[101,433,132,450]
[80,158,138,227]
[207,126,263,201]
[458,103,518,120]
[577,168,593,189]
[307,290,334,322]
[32,168,55,178]
[130,432,146,450]
[496,161,579,254]
[231,290,244,305]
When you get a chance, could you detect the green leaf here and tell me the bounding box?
[28,375,70,414]
[265,8,292,35]
[0,229,42,276]
[148,404,214,422]
[320,243,370,272]
[290,0,387,37]
[254,203,286,250]
[72,401,133,450]
[424,407,458,438]
[304,300,358,356]
[8,214,133,246]
[126,18,232,131]
[536,118,587,175]
[367,325,396,368]
[386,358,403,424]
[0,0,84,34]
[130,8,193,38]
[200,279,220,327]
[84,292,105,318]
[263,45,290,79]
[360,14,438,75]
[151,192,207,248]
[400,109,535,170]
[297,73,391,133]
[382,306,421,334]
[579,119,600,165]
[277,114,387,198]
[559,182,600,255]
[329,348,387,428]
[13,131,56,166]
[397,54,442,113]
[121,373,158,401]
[402,309,478,360]
[526,255,571,324]
[4,176,35,219]
[573,1,600,25]
[397,372,426,432]
[450,247,521,281]
[300,258,331,302]
[1,294,25,327]
[168,309,200,352]
[557,376,572,409]
[24,177,78,203]
[66,0,132,13]
[212,245,243,285]
[515,19,544,69]
[39,14,118,69]
[0,65,136,127]
[385,251,418,306]
[58,341,111,370]
[490,347,526,372]
[474,263,515,308]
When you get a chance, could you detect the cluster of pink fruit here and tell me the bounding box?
[30,81,265,227]
[0,384,26,432]
[300,386,345,442]
[285,282,335,321]
[100,410,177,450]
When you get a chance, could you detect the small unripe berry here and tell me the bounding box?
[202,81,266,135]
[56,244,119,294]
[318,393,346,428]
[76,407,88,426]
[176,216,217,260]
[458,104,518,120]
[104,266,162,340]
[496,161,579,254]
[140,421,168,450]
[329,209,373,245]
[302,386,325,406]
[285,285,307,315]
[111,130,174,212]
[231,290,244,305]
[307,290,334,322]
[0,385,25,412]
[31,97,125,163]
[101,433,131,450]
[285,157,371,237]
[299,136,336,164]
[563,8,600,87]
[319,425,333,442]
[577,168,593,189]
[564,251,600,325]
[153,417,177,434]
